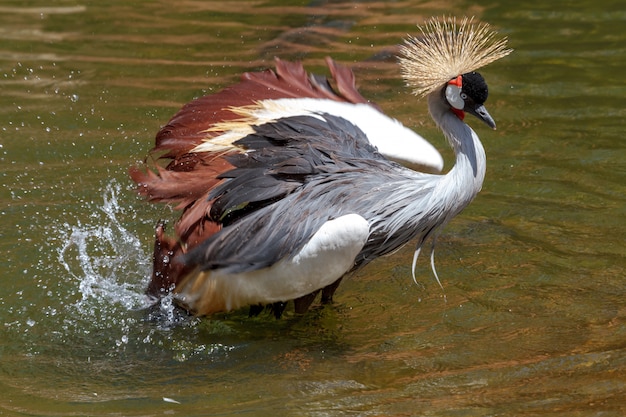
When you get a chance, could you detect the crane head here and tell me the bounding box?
[399,16,512,102]
[445,72,496,130]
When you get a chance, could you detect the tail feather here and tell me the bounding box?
[146,221,191,297]
[130,154,233,209]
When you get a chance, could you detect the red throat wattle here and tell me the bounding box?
[451,107,465,120]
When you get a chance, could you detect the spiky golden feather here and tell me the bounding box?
[399,16,513,97]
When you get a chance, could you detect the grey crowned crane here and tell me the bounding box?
[130,17,511,318]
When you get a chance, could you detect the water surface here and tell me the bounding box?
[1,0,624,415]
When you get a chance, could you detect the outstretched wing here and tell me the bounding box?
[153,57,375,159]
[130,58,383,243]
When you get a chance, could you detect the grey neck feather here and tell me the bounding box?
[355,92,486,267]
[376,92,486,237]
[427,91,486,213]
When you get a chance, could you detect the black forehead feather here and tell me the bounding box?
[461,72,489,104]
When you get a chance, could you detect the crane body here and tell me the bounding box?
[131,17,511,317]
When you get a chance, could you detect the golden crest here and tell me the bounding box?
[399,16,513,97]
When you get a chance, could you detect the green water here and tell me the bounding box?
[1,1,624,416]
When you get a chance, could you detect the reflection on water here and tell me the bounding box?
[1,0,625,415]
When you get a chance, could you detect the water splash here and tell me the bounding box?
[58,181,152,312]
[55,180,198,338]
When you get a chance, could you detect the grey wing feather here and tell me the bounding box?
[182,114,389,273]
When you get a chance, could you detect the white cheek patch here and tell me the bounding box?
[445,84,465,110]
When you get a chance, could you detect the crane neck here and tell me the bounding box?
[427,92,486,208]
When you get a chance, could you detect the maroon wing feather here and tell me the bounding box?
[131,57,379,297]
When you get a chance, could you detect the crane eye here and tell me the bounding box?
[460,92,468,100]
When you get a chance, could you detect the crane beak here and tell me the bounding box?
[468,104,496,130]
